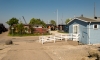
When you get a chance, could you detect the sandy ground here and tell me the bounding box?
[0,31,100,60]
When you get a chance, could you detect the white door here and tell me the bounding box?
[73,24,79,41]
[73,24,79,34]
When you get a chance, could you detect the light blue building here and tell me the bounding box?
[68,16,100,44]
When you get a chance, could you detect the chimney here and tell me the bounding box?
[94,2,97,19]
[94,17,97,19]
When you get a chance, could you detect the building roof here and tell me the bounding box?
[77,17,100,22]
[68,17,100,24]
[46,24,55,26]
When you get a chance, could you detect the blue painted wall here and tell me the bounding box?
[68,19,88,44]
[64,25,69,32]
[87,22,100,44]
[69,19,100,44]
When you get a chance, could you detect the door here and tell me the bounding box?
[73,24,79,34]
[73,24,79,41]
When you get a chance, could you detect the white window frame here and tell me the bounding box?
[93,24,99,29]
[73,24,79,34]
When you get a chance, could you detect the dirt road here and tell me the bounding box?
[0,31,98,60]
[0,32,8,38]
[0,39,90,60]
[0,31,10,44]
[0,31,53,60]
[2,43,53,60]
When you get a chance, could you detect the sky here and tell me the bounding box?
[0,0,100,27]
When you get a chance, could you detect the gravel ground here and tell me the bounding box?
[0,31,100,60]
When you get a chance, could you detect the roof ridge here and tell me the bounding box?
[67,17,100,24]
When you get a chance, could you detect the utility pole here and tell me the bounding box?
[94,2,95,17]
[57,9,58,27]
[61,13,63,24]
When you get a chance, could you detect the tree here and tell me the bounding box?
[6,17,19,26]
[29,18,46,27]
[50,20,56,26]
[40,20,46,28]
[29,18,36,25]
[16,22,24,34]
[65,19,70,25]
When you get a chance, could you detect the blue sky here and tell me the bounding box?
[0,0,100,27]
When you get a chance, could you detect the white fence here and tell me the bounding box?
[39,33,80,44]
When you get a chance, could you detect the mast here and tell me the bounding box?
[94,2,95,17]
[61,13,63,24]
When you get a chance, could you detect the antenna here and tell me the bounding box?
[94,2,97,19]
[74,14,76,18]
[22,16,27,24]
[61,13,63,24]
[94,2,95,17]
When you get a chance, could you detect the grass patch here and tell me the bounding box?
[8,33,50,37]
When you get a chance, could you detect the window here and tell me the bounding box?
[93,24,98,29]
